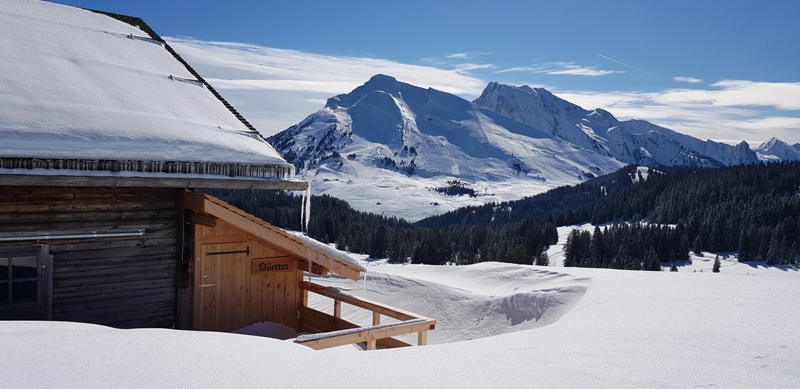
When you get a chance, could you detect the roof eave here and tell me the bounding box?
[0,173,308,191]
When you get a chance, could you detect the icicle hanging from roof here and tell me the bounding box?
[303,183,311,234]
[300,187,307,234]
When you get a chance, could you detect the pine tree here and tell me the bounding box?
[643,249,661,271]
[712,255,721,273]
[535,252,550,266]
[693,235,703,255]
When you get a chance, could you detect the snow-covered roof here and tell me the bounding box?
[0,0,303,189]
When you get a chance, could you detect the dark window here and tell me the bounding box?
[0,245,51,320]
[0,257,7,279]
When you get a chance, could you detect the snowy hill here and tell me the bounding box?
[269,75,625,221]
[475,82,760,167]
[5,256,799,387]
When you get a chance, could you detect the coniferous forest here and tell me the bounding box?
[212,161,800,269]
[208,189,557,266]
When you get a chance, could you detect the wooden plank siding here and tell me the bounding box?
[193,218,304,332]
[0,186,180,328]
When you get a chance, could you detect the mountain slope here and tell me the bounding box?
[755,137,800,161]
[269,75,625,221]
[474,82,760,168]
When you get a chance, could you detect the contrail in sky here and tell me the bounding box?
[596,53,662,79]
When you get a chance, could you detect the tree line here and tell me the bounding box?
[208,189,557,266]
[564,223,689,271]
[422,161,800,266]
[212,161,800,268]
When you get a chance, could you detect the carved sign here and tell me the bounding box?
[251,257,294,275]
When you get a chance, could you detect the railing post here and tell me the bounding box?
[333,299,342,318]
[298,282,435,350]
[368,312,380,349]
[372,311,380,326]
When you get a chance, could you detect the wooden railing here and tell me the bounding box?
[295,281,435,350]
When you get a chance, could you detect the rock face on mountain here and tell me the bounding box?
[269,75,766,220]
[473,82,760,168]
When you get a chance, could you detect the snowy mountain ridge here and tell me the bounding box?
[755,137,800,161]
[269,75,776,221]
[474,82,760,168]
[269,75,625,221]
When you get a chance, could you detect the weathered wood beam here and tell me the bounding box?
[185,192,363,281]
[191,213,217,227]
[298,306,412,349]
[0,174,308,191]
[295,318,435,350]
[295,259,329,277]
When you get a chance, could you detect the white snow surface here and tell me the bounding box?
[4,254,799,388]
[0,0,288,167]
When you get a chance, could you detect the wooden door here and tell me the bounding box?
[195,242,250,331]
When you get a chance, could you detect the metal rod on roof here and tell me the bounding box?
[0,229,145,242]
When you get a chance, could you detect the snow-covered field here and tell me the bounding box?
[4,234,799,388]
[310,160,564,221]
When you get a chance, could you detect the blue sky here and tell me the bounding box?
[52,0,800,144]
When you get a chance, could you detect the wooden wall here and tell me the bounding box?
[0,186,180,328]
[193,218,303,332]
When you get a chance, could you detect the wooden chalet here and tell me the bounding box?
[0,1,433,350]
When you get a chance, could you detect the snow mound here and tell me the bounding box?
[310,262,591,344]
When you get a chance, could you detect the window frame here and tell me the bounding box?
[0,245,52,320]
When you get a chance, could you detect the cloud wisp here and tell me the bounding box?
[446,53,470,59]
[596,53,662,79]
[168,37,486,96]
[674,76,703,84]
[557,80,800,144]
[454,63,496,74]
[496,61,621,77]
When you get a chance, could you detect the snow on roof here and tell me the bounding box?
[287,230,367,274]
[0,1,297,182]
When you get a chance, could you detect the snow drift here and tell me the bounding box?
[309,262,591,344]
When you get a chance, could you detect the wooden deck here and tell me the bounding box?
[296,281,436,350]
